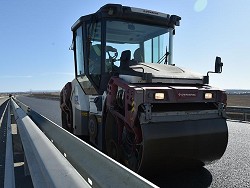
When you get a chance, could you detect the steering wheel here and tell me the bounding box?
[106,46,118,63]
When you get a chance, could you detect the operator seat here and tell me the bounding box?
[133,48,144,62]
[120,50,131,70]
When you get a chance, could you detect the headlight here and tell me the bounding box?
[204,93,213,99]
[154,92,165,100]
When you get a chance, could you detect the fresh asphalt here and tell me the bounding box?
[16,95,250,188]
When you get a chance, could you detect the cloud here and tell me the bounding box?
[40,72,74,76]
[194,0,208,12]
[0,75,32,78]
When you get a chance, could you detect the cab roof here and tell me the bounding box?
[71,4,181,31]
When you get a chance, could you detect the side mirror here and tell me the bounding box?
[215,56,223,73]
[205,56,224,85]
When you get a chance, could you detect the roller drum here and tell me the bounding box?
[138,118,228,175]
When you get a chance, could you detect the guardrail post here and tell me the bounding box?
[24,156,30,176]
[244,113,247,121]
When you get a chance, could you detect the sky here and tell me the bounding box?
[1,0,250,92]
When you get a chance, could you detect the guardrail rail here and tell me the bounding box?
[8,97,250,188]
[4,102,15,188]
[12,98,158,188]
[0,99,15,188]
[226,106,250,121]
[11,99,91,188]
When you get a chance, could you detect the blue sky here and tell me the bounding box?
[1,0,250,92]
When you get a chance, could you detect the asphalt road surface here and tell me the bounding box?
[17,96,250,188]
[17,95,61,126]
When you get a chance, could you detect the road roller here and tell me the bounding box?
[60,4,228,175]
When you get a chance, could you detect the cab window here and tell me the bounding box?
[74,25,98,95]
[75,26,84,76]
[87,22,102,89]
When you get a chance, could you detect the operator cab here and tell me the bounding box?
[71,4,181,95]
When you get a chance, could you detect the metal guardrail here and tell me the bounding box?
[13,98,158,188]
[12,96,249,188]
[226,106,250,121]
[0,99,15,188]
[11,99,91,188]
[4,102,15,188]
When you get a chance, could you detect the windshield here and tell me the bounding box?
[105,20,172,69]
